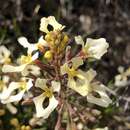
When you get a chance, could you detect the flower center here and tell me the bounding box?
[43,87,53,98]
[20,55,32,64]
[19,81,27,90]
[68,67,78,78]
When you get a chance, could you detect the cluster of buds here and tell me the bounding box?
[0,16,112,123]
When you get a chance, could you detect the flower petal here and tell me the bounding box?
[71,57,83,69]
[86,38,109,59]
[87,84,112,107]
[32,52,39,61]
[38,36,48,47]
[68,77,90,96]
[2,64,27,73]
[35,78,47,89]
[33,94,58,118]
[0,82,21,100]
[40,16,65,33]
[2,90,25,104]
[51,81,61,92]
[75,35,84,47]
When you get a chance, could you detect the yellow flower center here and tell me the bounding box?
[43,86,53,98]
[19,81,27,90]
[67,67,78,78]
[20,55,32,64]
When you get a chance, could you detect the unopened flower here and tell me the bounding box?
[0,46,11,64]
[33,78,60,118]
[40,16,65,33]
[0,78,33,104]
[2,52,39,73]
[75,36,109,59]
[18,36,48,54]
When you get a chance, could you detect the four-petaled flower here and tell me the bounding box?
[0,78,33,104]
[33,78,60,118]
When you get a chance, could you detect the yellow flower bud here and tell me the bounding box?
[62,34,69,44]
[44,51,53,60]
[26,125,31,130]
[21,125,26,130]
[10,118,19,127]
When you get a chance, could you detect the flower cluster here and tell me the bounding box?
[0,16,112,121]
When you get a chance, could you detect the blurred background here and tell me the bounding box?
[0,0,130,130]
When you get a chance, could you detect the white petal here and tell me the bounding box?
[86,38,109,59]
[68,77,90,96]
[6,103,17,114]
[40,16,65,33]
[33,94,58,118]
[18,37,38,54]
[51,81,61,92]
[32,52,39,61]
[22,65,40,76]
[0,82,20,100]
[60,63,68,75]
[2,90,25,104]
[26,79,33,90]
[33,94,46,117]
[78,69,97,82]
[35,78,47,89]
[18,37,31,48]
[71,57,83,69]
[2,64,27,73]
[75,35,84,47]
[87,84,112,107]
[38,36,48,47]
[0,46,10,59]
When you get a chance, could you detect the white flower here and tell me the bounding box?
[61,57,111,107]
[33,78,60,118]
[22,65,41,76]
[0,79,33,104]
[87,83,112,107]
[75,36,109,59]
[0,46,11,64]
[61,57,94,96]
[40,16,65,33]
[2,52,39,73]
[18,36,48,54]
